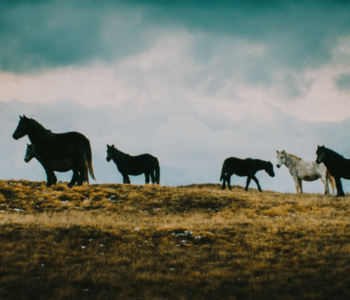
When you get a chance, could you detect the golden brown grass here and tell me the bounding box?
[1,180,350,300]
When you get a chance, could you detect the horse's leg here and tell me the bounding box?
[52,172,57,184]
[252,175,262,192]
[76,155,86,186]
[145,172,150,184]
[227,175,232,191]
[123,174,130,184]
[41,158,55,187]
[221,175,226,190]
[245,176,251,191]
[293,176,300,194]
[68,159,79,188]
[335,177,345,197]
[298,178,303,194]
[150,169,156,184]
[319,173,329,195]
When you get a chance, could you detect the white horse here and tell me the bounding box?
[276,150,335,194]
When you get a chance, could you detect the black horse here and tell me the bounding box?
[220,157,275,191]
[13,115,96,187]
[106,144,160,184]
[24,143,89,183]
[316,145,350,197]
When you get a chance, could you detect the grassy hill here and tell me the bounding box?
[0,180,350,300]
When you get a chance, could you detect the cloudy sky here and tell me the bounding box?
[1,0,350,193]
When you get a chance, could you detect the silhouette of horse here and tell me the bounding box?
[316,145,350,197]
[277,150,335,195]
[220,157,275,191]
[13,115,95,187]
[24,143,89,183]
[106,144,160,185]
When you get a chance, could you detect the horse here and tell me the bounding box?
[13,115,96,187]
[24,143,89,183]
[276,150,335,195]
[106,144,160,185]
[220,157,275,192]
[316,145,350,197]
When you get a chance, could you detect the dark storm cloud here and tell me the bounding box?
[1,0,350,73]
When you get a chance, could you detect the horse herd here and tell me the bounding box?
[12,116,350,197]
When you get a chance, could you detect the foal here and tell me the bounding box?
[220,157,275,192]
[24,144,89,183]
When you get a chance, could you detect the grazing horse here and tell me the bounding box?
[106,144,160,185]
[24,143,89,183]
[220,157,275,192]
[276,150,335,195]
[316,145,350,197]
[13,115,96,187]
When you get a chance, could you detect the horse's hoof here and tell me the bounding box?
[67,184,73,188]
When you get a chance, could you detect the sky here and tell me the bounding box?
[1,0,350,193]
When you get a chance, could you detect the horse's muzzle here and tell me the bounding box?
[315,159,321,165]
[12,133,19,140]
[276,164,281,168]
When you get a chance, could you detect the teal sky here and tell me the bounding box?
[1,0,350,192]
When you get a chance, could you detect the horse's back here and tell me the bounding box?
[223,157,256,176]
[291,159,326,181]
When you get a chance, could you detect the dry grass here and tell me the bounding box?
[1,180,350,300]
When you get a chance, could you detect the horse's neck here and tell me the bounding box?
[255,160,266,171]
[284,154,297,169]
[34,155,44,166]
[113,149,127,164]
[28,123,53,144]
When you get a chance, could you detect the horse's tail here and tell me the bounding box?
[220,161,226,181]
[84,162,90,184]
[86,141,96,181]
[326,170,335,194]
[155,159,160,184]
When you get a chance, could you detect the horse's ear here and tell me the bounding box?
[19,115,23,119]
[323,145,325,148]
[112,144,114,148]
[23,115,27,119]
[282,150,285,154]
[107,144,110,148]
[276,150,278,153]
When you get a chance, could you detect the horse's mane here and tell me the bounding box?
[325,147,345,159]
[27,118,55,140]
[286,153,301,161]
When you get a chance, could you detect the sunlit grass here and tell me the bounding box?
[0,180,350,299]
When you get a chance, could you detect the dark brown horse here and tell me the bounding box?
[316,145,350,197]
[24,143,89,183]
[13,115,95,187]
[220,157,275,192]
[106,144,160,184]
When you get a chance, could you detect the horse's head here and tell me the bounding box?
[13,115,29,140]
[106,144,115,162]
[24,144,35,163]
[276,150,286,168]
[265,161,275,177]
[316,145,326,164]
